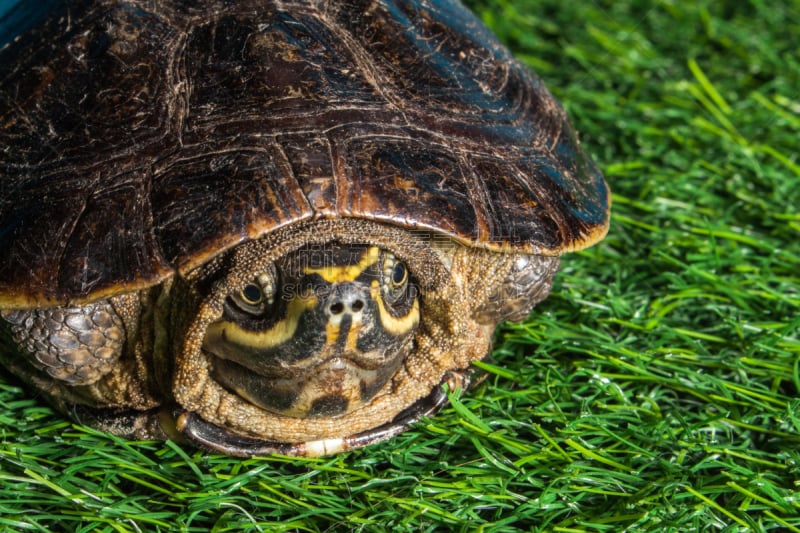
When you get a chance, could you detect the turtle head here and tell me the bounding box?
[202,244,419,418]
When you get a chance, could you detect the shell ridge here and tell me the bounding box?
[323,3,413,126]
[326,130,349,216]
[459,152,497,245]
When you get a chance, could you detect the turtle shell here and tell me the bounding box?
[0,0,609,309]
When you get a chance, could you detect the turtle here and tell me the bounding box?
[0,0,609,456]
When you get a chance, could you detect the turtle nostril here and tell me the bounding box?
[329,299,364,315]
[327,285,367,315]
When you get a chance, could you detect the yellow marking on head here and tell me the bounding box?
[345,318,361,352]
[370,281,420,336]
[325,321,340,345]
[207,294,318,350]
[304,246,380,283]
[324,313,363,351]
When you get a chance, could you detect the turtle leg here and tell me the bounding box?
[1,302,125,386]
[472,254,561,324]
[1,298,174,441]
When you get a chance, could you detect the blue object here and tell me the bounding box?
[0,0,62,48]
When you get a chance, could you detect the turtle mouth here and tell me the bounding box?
[174,374,457,457]
[174,362,482,457]
[209,344,408,418]
[307,354,380,372]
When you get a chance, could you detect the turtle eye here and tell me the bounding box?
[230,273,276,316]
[240,284,263,305]
[382,254,412,308]
[391,262,407,288]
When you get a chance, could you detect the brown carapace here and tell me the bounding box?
[0,0,609,456]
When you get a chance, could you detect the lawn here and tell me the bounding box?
[1,0,799,531]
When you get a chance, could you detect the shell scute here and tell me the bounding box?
[59,179,171,299]
[344,138,478,238]
[184,10,382,133]
[151,148,314,273]
[335,0,517,118]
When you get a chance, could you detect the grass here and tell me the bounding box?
[1,0,799,531]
